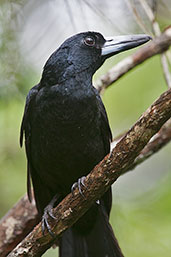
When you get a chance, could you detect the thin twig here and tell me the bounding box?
[138,0,171,88]
[125,0,152,36]
[161,53,171,88]
[138,0,160,35]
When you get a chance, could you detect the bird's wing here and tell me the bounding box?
[93,88,113,216]
[20,84,39,202]
[94,87,112,152]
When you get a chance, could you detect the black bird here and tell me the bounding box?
[20,31,151,257]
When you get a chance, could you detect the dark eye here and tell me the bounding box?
[84,36,95,47]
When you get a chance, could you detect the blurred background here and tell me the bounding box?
[0,0,170,256]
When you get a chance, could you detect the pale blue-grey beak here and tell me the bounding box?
[101,34,152,57]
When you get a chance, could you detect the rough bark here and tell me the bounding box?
[129,119,171,170]
[1,116,170,256]
[0,195,39,257]
[7,89,171,256]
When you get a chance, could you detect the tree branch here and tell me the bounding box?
[7,89,171,256]
[95,26,171,93]
[127,119,171,171]
[0,195,39,257]
[1,118,170,257]
[1,99,171,257]
[161,53,171,88]
[138,0,171,88]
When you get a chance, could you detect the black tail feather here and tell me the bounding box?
[59,204,124,257]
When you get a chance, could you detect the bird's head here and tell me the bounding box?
[41,31,151,85]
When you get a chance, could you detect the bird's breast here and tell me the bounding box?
[35,84,99,124]
[30,84,106,194]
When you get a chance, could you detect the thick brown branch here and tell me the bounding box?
[1,101,170,256]
[0,195,39,257]
[1,119,170,256]
[7,89,171,256]
[95,27,171,92]
[128,119,171,171]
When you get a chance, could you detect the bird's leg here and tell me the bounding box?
[41,194,59,237]
[71,176,86,197]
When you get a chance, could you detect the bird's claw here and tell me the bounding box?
[71,176,86,197]
[41,195,58,237]
[42,210,55,237]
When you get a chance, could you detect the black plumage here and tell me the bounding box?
[20,31,150,256]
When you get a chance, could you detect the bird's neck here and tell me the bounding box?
[40,65,94,90]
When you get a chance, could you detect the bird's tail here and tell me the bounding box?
[59,205,124,257]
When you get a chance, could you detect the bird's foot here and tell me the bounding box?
[71,176,86,197]
[41,194,58,237]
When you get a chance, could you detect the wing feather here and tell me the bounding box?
[94,87,112,153]
[20,85,39,202]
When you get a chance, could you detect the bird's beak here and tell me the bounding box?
[101,34,152,57]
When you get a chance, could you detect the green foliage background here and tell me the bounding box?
[0,1,170,256]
